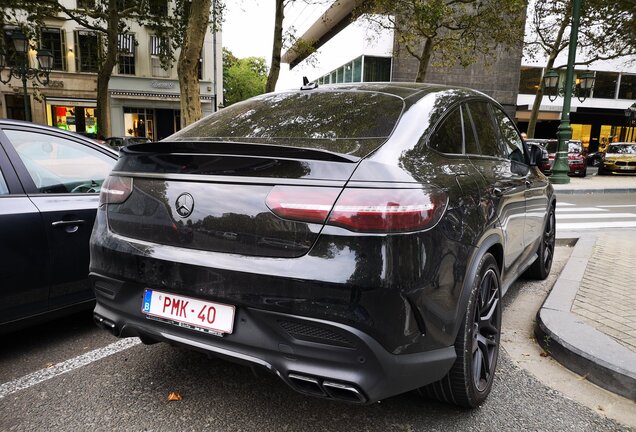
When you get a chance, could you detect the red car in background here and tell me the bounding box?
[544,139,588,177]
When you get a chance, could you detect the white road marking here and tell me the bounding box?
[555,207,608,213]
[0,337,141,399]
[598,205,636,208]
[558,221,636,230]
[556,213,636,219]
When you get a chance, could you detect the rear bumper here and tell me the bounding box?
[91,273,456,403]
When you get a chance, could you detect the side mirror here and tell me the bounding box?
[528,145,545,166]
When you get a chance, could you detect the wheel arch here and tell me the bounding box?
[450,233,503,341]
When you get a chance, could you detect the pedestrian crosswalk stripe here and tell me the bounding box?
[558,221,636,230]
[556,207,607,213]
[556,213,636,220]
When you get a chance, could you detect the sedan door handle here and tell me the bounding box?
[52,220,86,233]
[52,219,86,228]
[525,180,532,187]
[493,187,504,197]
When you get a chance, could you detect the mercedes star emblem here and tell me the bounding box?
[175,193,194,218]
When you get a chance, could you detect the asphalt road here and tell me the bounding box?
[1,256,633,431]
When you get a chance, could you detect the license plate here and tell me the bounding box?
[620,166,633,170]
[142,289,235,335]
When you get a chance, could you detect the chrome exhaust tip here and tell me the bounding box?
[322,381,367,403]
[288,373,326,397]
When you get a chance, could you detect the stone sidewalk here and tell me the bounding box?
[534,174,636,400]
[572,234,636,353]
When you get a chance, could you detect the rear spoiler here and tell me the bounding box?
[121,141,359,163]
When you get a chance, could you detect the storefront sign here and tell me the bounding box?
[150,81,175,89]
[150,80,176,89]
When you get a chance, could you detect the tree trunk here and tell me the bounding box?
[526,8,572,138]
[266,0,284,93]
[178,0,211,128]
[96,0,119,137]
[415,37,433,82]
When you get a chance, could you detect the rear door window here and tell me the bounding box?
[428,107,463,154]
[466,101,503,158]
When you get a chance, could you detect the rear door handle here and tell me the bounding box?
[525,180,532,187]
[52,219,85,233]
[493,187,504,197]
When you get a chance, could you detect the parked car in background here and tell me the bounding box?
[525,139,552,175]
[90,83,555,407]
[105,136,151,150]
[598,142,636,175]
[544,139,587,177]
[587,151,604,167]
[0,120,117,332]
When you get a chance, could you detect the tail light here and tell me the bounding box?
[99,175,133,206]
[266,186,447,233]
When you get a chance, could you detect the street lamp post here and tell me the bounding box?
[0,30,53,122]
[542,0,585,185]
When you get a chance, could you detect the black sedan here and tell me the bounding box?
[90,83,555,407]
[0,120,117,332]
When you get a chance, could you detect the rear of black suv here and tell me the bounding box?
[90,84,552,405]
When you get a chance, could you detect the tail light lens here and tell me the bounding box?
[266,186,447,233]
[99,175,133,206]
[265,186,340,224]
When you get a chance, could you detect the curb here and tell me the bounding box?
[535,235,636,400]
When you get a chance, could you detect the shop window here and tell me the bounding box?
[592,72,618,99]
[124,107,155,141]
[619,74,636,99]
[150,35,170,78]
[363,56,391,82]
[75,30,99,73]
[344,63,352,82]
[518,67,542,94]
[52,105,98,134]
[353,57,362,82]
[118,34,136,75]
[40,28,66,71]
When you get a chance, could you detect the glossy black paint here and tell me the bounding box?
[90,83,555,403]
[0,120,117,332]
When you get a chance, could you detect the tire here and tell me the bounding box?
[597,164,608,175]
[523,204,555,280]
[580,167,587,177]
[419,253,502,408]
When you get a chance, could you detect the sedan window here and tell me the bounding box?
[0,169,8,195]
[4,130,115,194]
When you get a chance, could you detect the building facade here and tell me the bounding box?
[1,0,222,139]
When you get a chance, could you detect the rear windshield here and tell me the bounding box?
[166,91,405,157]
[607,143,636,154]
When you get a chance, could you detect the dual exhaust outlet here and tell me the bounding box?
[288,373,367,404]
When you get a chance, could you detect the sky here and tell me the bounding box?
[221,0,331,90]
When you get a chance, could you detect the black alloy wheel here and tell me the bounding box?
[420,253,502,408]
[523,204,555,280]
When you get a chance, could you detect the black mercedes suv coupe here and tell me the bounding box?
[90,83,555,407]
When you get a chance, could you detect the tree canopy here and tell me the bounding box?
[524,0,636,138]
[357,0,527,82]
[223,48,268,106]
